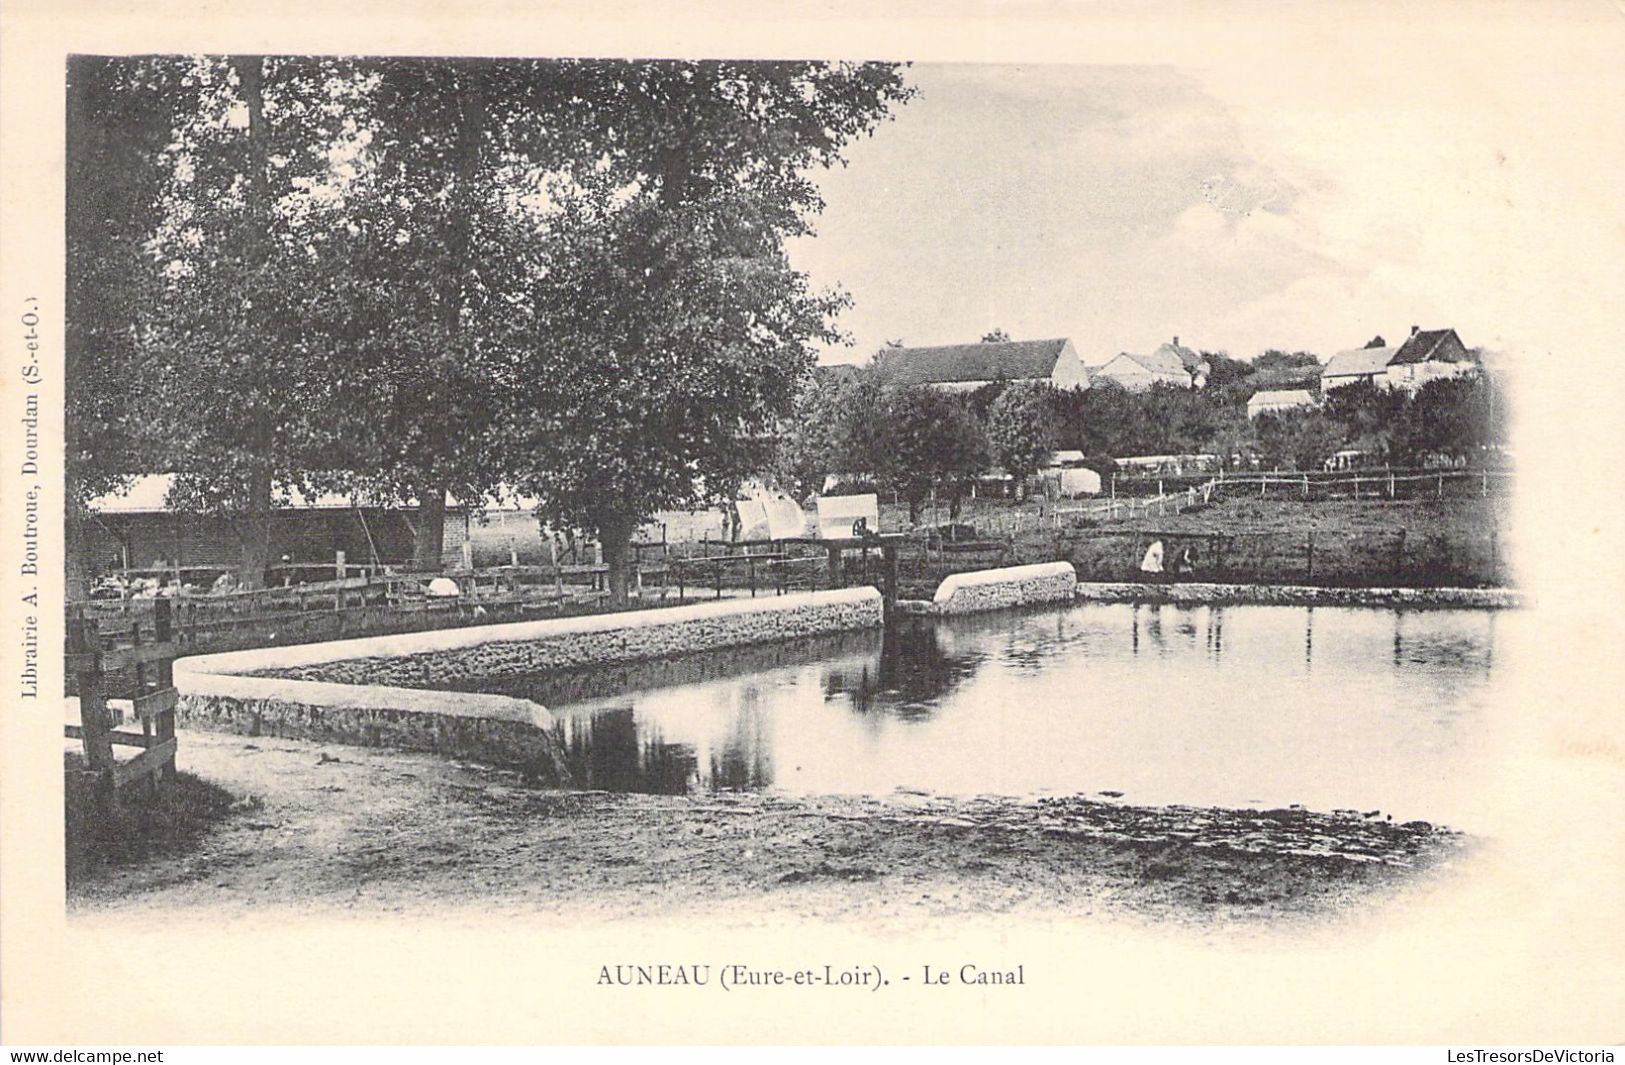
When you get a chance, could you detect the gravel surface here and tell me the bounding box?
[67,729,1474,931]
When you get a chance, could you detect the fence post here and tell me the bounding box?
[153,598,177,782]
[1437,473,1444,499]
[1261,473,1268,498]
[1482,470,1488,497]
[335,550,346,609]
[1388,471,1395,499]
[1302,475,1308,499]
[70,616,116,803]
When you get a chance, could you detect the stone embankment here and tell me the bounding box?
[1072,582,1519,609]
[930,562,1078,615]
[175,588,884,781]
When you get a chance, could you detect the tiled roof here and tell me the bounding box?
[1323,345,1398,378]
[89,474,463,515]
[876,338,1070,385]
[1249,389,1315,406]
[1115,349,1189,376]
[1391,328,1466,365]
[1152,340,1206,374]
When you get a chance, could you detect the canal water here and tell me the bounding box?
[465,604,1501,826]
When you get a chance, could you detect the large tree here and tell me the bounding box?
[504,61,914,603]
[312,59,596,570]
[69,56,359,588]
[880,385,989,524]
[65,56,196,595]
[986,381,1057,500]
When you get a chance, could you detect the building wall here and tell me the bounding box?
[1384,360,1477,391]
[926,378,1002,393]
[84,508,454,578]
[1048,341,1092,390]
[1247,398,1315,419]
[1321,372,1382,392]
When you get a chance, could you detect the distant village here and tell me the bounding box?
[862,325,1481,410]
[84,320,1508,589]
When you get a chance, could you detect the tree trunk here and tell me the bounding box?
[238,467,274,590]
[598,515,637,607]
[412,484,448,572]
[65,493,92,602]
[234,57,274,593]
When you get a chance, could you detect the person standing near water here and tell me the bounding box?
[1140,540,1164,576]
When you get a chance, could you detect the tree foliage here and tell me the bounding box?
[881,386,989,523]
[986,382,1057,491]
[66,57,914,594]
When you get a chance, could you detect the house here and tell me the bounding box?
[1321,343,1397,391]
[1322,327,1477,392]
[1090,337,1209,390]
[1247,389,1317,419]
[1384,327,1477,390]
[874,337,1090,392]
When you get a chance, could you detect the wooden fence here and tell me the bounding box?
[1044,467,1511,529]
[65,598,179,811]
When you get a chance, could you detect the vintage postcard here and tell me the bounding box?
[1,0,1621,1048]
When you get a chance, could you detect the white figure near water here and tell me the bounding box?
[1139,540,1165,575]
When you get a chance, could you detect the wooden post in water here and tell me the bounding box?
[335,550,346,610]
[881,542,898,618]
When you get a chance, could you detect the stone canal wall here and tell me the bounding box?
[931,562,1078,615]
[174,588,883,778]
[1071,581,1519,609]
[175,670,569,783]
[237,587,883,687]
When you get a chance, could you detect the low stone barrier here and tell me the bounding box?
[1072,581,1519,609]
[931,562,1078,615]
[174,588,884,779]
[177,671,568,782]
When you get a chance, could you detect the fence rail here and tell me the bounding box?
[65,598,179,811]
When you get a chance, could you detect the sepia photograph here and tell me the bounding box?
[3,0,1622,1049]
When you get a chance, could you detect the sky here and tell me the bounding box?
[787,53,1617,370]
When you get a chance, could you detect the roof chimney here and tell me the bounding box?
[1411,325,1420,335]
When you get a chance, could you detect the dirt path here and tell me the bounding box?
[68,729,1474,930]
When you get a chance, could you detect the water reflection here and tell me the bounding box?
[483,604,1501,824]
[826,620,982,719]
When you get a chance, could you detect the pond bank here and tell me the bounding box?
[68,729,1473,928]
[1071,581,1518,609]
